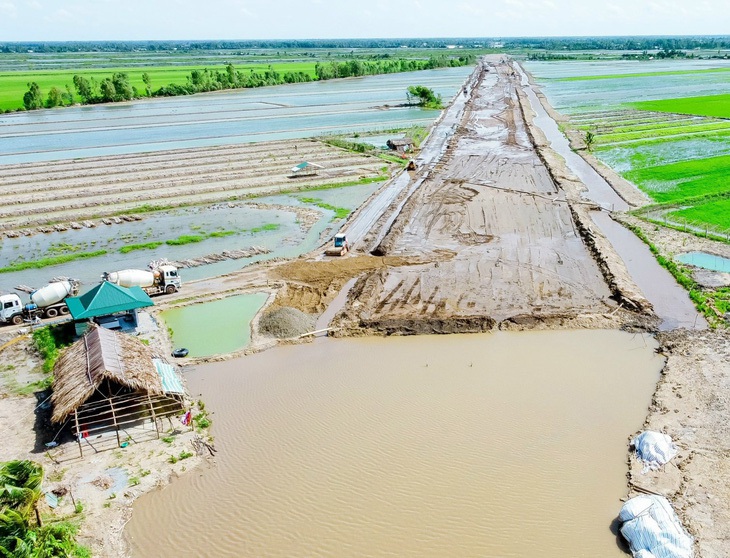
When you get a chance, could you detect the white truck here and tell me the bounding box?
[102,264,181,296]
[0,279,79,325]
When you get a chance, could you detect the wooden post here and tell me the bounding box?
[147,393,159,438]
[73,410,83,458]
[109,397,122,448]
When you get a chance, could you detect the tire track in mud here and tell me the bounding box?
[340,57,651,334]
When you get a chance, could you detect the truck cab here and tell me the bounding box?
[0,294,24,325]
[159,265,182,293]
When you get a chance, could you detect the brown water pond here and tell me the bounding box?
[126,329,663,557]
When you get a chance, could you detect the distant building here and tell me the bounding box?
[386,138,415,154]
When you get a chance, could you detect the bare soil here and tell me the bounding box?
[337,58,650,334]
[627,330,730,558]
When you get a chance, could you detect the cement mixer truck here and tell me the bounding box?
[102,264,181,296]
[0,279,79,325]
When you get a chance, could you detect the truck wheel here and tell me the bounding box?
[165,285,176,294]
[59,306,69,315]
[45,308,59,318]
[11,314,23,325]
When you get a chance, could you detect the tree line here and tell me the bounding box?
[21,55,475,111]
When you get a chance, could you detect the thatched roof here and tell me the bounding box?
[51,326,163,423]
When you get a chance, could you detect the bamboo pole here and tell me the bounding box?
[73,410,83,458]
[147,393,159,438]
[109,397,122,448]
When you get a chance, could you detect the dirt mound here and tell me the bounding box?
[259,307,316,339]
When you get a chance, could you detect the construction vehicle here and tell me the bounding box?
[325,233,350,257]
[0,279,79,325]
[102,264,181,296]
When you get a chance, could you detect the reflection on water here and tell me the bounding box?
[127,329,662,557]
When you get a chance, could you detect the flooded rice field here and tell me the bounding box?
[126,329,663,557]
[0,182,380,294]
[163,293,268,357]
[0,67,473,165]
[523,60,730,113]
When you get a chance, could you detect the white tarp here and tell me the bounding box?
[619,495,693,558]
[633,431,678,473]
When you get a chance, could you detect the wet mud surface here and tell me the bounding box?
[343,59,629,333]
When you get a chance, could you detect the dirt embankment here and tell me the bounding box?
[332,57,653,335]
[627,330,730,558]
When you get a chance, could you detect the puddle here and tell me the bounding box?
[676,251,730,272]
[127,329,663,557]
[162,293,268,357]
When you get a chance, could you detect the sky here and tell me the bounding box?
[1,0,729,42]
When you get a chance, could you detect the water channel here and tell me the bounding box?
[127,329,663,557]
[517,65,706,330]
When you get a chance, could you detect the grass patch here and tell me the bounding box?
[0,250,107,273]
[32,323,75,373]
[245,223,280,234]
[631,94,730,119]
[165,234,207,246]
[298,197,350,220]
[119,241,163,254]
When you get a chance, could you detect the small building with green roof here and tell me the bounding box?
[65,281,153,335]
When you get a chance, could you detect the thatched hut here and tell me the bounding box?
[51,325,186,456]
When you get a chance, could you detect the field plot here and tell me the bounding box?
[526,60,730,232]
[0,139,390,231]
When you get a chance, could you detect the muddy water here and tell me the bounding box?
[127,329,662,557]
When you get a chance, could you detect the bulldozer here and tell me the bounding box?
[324,233,350,257]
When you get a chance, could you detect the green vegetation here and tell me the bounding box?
[622,222,730,327]
[165,234,207,246]
[119,241,164,254]
[557,67,730,82]
[245,223,280,234]
[667,197,730,230]
[4,53,474,112]
[0,460,90,557]
[624,154,730,205]
[406,85,443,109]
[167,450,194,464]
[631,94,730,119]
[193,410,211,430]
[298,197,350,220]
[0,250,107,274]
[32,324,74,373]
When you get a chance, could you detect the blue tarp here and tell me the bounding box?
[153,359,185,395]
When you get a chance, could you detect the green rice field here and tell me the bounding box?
[631,94,730,119]
[525,59,730,231]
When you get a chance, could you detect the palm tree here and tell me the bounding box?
[0,460,44,520]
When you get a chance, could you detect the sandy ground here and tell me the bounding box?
[0,139,393,232]
[627,330,730,558]
[0,330,212,556]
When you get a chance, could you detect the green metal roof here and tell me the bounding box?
[66,282,153,320]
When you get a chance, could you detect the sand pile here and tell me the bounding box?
[259,307,316,339]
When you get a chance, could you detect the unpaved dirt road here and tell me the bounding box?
[341,58,623,333]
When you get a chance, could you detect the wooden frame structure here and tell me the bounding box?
[51,325,187,458]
